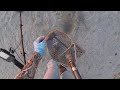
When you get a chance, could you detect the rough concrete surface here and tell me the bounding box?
[0,11,120,79]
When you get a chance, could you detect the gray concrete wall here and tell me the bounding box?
[0,11,120,79]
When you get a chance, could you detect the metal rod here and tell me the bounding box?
[19,11,26,64]
[65,50,82,79]
[68,60,81,79]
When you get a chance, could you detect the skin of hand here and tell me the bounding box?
[15,36,47,79]
[34,36,47,57]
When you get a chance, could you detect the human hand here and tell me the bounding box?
[34,36,47,56]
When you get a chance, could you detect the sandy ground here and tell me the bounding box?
[0,11,120,79]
